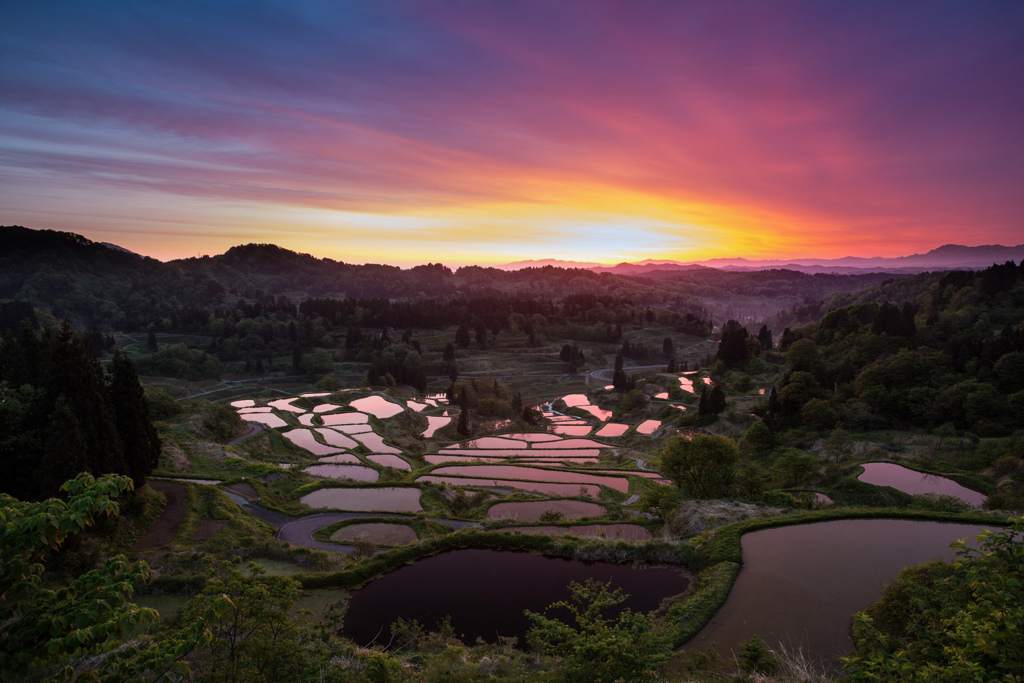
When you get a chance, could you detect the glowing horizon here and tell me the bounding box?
[2,2,1022,267]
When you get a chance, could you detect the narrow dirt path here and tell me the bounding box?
[227,424,263,446]
[135,481,187,549]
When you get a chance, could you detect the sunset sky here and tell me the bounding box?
[1,1,1022,267]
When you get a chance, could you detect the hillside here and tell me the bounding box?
[2,225,925,330]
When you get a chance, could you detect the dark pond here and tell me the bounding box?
[342,549,689,646]
[682,519,988,666]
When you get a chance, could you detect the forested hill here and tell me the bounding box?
[0,225,963,330]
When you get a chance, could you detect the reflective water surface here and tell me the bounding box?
[857,462,986,506]
[684,520,988,664]
[499,524,653,541]
[487,500,606,521]
[300,487,423,512]
[342,549,689,645]
[349,396,404,419]
[303,464,380,482]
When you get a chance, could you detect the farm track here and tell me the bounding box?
[135,481,187,549]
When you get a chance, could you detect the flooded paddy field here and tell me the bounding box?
[498,524,653,541]
[684,519,989,664]
[300,487,423,512]
[486,499,607,521]
[342,549,689,645]
[857,462,986,506]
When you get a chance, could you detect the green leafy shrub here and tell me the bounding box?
[843,516,1024,681]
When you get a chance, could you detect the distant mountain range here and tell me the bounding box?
[501,244,1024,275]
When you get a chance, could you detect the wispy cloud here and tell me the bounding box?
[1,1,1022,263]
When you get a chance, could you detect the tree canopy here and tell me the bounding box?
[658,433,738,499]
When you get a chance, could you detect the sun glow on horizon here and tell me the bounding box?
[1,2,1021,264]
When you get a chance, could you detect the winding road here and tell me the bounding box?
[217,489,480,554]
[226,424,264,446]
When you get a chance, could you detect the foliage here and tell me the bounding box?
[739,421,777,459]
[525,579,669,682]
[843,516,1024,681]
[659,433,738,499]
[133,343,222,381]
[0,473,156,677]
[201,402,247,442]
[697,385,727,416]
[617,389,647,415]
[737,635,780,675]
[1,327,161,500]
[179,560,311,683]
[716,319,751,367]
[144,386,183,420]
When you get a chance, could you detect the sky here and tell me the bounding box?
[1,1,1022,267]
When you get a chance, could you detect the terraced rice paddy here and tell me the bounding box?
[636,420,662,435]
[351,432,401,454]
[238,413,288,428]
[331,523,417,545]
[317,453,362,464]
[333,423,373,434]
[269,398,306,413]
[422,415,451,438]
[425,454,599,465]
[320,412,370,426]
[424,465,630,493]
[857,463,986,506]
[417,476,600,497]
[456,437,528,449]
[594,423,629,437]
[366,454,412,470]
[283,429,346,456]
[349,395,404,418]
[315,428,358,449]
[505,433,562,442]
[303,464,380,482]
[551,425,593,436]
[436,448,602,459]
[486,499,606,521]
[300,487,423,512]
[499,524,652,541]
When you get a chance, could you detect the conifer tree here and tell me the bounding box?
[109,351,161,489]
[39,395,87,497]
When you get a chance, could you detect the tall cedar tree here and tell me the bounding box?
[109,351,162,488]
[455,324,471,349]
[716,320,750,367]
[0,326,158,500]
[612,354,628,392]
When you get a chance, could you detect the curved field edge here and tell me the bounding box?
[295,529,701,591]
[850,460,996,497]
[299,508,1011,651]
[660,507,1013,649]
